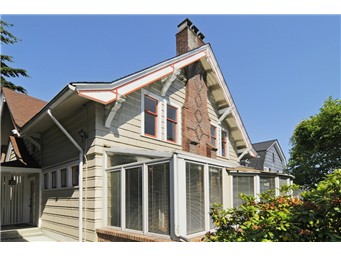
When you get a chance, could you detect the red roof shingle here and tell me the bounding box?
[2,87,47,128]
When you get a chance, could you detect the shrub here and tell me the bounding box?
[205,170,341,242]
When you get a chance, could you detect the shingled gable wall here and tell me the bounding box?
[177,19,217,158]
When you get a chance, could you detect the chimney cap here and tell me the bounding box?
[198,32,205,40]
[177,18,193,32]
[190,25,199,34]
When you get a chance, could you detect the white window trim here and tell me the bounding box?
[106,160,172,236]
[42,160,79,190]
[141,89,163,140]
[210,123,218,149]
[163,99,182,145]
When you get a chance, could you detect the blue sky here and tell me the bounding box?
[2,15,340,160]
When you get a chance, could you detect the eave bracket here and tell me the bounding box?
[104,95,126,128]
[161,69,181,96]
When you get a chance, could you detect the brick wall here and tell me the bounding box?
[181,61,217,158]
[176,26,205,55]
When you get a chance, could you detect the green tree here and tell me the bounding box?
[288,97,341,189]
[1,19,29,93]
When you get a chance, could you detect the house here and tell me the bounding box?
[0,87,46,227]
[0,19,293,242]
[246,139,287,173]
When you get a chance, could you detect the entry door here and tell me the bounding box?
[1,173,25,225]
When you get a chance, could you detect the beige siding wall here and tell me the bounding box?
[40,79,241,241]
[207,93,239,162]
[40,102,100,241]
[94,80,185,152]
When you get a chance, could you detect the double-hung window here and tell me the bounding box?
[144,95,158,137]
[166,105,177,143]
[52,171,57,188]
[61,168,67,188]
[221,130,228,157]
[210,125,217,148]
[72,165,79,187]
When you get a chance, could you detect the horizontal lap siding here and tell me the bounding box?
[95,81,185,152]
[42,102,96,168]
[264,145,285,172]
[41,102,100,241]
[207,94,239,162]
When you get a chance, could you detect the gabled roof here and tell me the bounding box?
[252,139,277,152]
[71,44,256,156]
[249,139,287,168]
[21,44,256,157]
[0,136,40,168]
[2,87,47,129]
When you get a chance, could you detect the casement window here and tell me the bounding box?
[44,173,49,189]
[186,162,205,235]
[52,171,57,188]
[125,166,143,231]
[148,163,170,235]
[107,161,170,235]
[260,177,275,195]
[61,168,67,188]
[233,176,254,208]
[72,165,79,187]
[166,105,177,143]
[210,125,217,148]
[108,171,121,227]
[144,94,158,137]
[209,167,222,229]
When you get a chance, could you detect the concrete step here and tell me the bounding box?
[1,227,43,241]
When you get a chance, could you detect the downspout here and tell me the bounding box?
[47,109,83,242]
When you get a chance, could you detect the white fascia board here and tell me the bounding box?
[205,47,254,152]
[104,146,173,159]
[0,166,41,173]
[76,46,209,105]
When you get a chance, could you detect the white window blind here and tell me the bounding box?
[260,177,275,195]
[233,176,254,208]
[148,163,170,235]
[186,162,205,235]
[209,167,222,229]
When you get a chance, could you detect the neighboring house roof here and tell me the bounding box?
[0,136,40,168]
[2,87,47,129]
[252,139,277,152]
[248,139,287,171]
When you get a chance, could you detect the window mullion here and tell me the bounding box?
[204,164,210,232]
[143,164,148,234]
[121,167,126,230]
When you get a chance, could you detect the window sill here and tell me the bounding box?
[141,134,181,146]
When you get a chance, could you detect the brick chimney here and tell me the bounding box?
[176,18,205,55]
[177,19,216,158]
